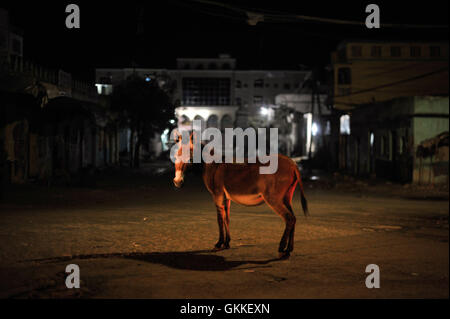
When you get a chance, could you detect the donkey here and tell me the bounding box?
[173,134,309,258]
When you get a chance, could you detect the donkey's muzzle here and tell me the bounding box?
[173,179,184,188]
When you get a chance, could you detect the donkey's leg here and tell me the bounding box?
[213,194,227,250]
[223,199,231,248]
[283,183,297,254]
[265,199,296,258]
[284,203,296,253]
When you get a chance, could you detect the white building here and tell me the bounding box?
[95,55,311,133]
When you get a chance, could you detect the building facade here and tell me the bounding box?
[331,40,449,184]
[332,40,448,110]
[0,8,23,61]
[95,55,311,133]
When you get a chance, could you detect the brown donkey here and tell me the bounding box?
[173,135,309,258]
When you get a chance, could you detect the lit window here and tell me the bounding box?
[325,121,331,135]
[340,115,350,135]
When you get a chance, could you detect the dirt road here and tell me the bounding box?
[0,168,448,298]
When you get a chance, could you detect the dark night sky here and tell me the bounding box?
[1,0,448,81]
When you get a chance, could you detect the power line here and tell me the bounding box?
[190,0,448,29]
[334,67,449,98]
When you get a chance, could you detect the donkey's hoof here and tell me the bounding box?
[224,243,230,249]
[278,251,291,259]
[212,243,224,252]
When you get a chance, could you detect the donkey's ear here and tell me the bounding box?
[171,129,182,143]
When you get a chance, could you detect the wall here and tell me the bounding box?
[412,96,449,184]
[349,96,448,184]
[332,41,449,111]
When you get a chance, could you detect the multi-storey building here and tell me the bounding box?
[331,40,449,184]
[332,40,448,110]
[95,55,311,132]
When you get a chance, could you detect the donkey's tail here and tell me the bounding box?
[294,164,309,217]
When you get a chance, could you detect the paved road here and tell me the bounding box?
[0,169,448,298]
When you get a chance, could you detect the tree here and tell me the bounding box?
[111,74,175,168]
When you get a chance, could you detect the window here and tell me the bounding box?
[325,121,331,135]
[337,67,351,85]
[401,136,407,154]
[273,83,279,88]
[351,46,362,57]
[340,115,350,135]
[390,46,401,57]
[338,49,346,61]
[99,76,111,84]
[183,63,190,69]
[235,80,242,88]
[208,63,217,70]
[283,83,291,90]
[369,132,374,149]
[235,97,242,106]
[371,46,382,57]
[222,63,231,69]
[265,83,270,88]
[206,115,219,129]
[254,79,264,88]
[253,96,263,105]
[182,77,231,106]
[430,46,441,57]
[410,46,421,57]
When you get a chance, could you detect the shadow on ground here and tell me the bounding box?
[23,250,282,271]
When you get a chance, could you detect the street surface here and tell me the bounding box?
[0,166,448,298]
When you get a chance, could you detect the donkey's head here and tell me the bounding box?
[173,132,194,188]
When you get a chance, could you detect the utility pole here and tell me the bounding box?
[133,4,145,73]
